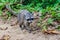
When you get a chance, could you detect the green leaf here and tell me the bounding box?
[0,3,5,10]
[42,26,47,30]
[0,10,2,16]
[47,18,53,24]
[56,25,60,30]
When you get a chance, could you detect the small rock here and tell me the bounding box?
[0,24,8,30]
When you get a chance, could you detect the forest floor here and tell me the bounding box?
[0,16,60,40]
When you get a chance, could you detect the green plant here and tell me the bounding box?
[47,18,54,24]
[56,13,60,20]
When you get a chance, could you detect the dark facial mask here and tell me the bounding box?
[26,18,34,23]
[27,18,34,21]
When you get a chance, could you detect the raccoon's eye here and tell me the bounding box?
[37,14,39,16]
[31,18,34,20]
[27,18,34,21]
[27,19,30,21]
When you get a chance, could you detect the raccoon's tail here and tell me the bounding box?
[6,4,17,16]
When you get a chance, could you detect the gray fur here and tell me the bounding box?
[6,4,34,32]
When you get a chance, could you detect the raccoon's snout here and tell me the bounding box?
[27,18,34,23]
[28,21,32,23]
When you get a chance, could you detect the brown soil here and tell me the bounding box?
[0,16,60,40]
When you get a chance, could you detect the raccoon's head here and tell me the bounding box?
[24,12,34,23]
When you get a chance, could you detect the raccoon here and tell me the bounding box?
[6,4,34,32]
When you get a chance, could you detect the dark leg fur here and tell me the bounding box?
[24,22,32,33]
[20,25,25,30]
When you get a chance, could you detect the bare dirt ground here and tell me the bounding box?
[0,16,60,40]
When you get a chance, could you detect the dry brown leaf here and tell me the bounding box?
[0,27,8,30]
[0,25,8,30]
[2,35,10,40]
[43,29,60,34]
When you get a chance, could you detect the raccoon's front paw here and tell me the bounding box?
[19,25,25,30]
